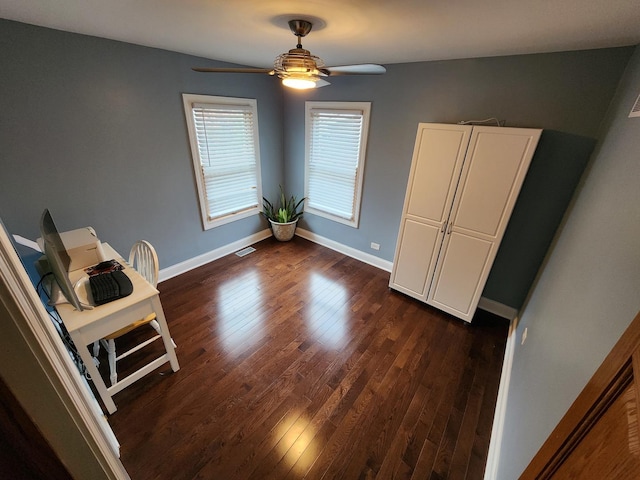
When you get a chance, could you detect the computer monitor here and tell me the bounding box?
[40,209,84,311]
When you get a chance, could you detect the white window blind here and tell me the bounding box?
[305,102,371,227]
[183,94,262,230]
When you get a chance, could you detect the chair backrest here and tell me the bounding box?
[129,240,159,287]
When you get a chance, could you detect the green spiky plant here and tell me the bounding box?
[262,185,306,223]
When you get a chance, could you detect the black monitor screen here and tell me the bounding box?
[40,209,83,311]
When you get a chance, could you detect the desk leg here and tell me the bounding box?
[69,331,118,414]
[152,296,180,372]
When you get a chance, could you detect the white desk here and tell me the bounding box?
[55,243,179,414]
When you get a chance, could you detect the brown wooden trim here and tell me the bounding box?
[521,310,640,478]
[631,347,640,413]
[537,363,632,478]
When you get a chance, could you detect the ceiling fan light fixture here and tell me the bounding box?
[281,76,317,89]
[275,49,325,89]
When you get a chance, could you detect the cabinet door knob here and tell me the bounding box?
[441,222,447,233]
[447,223,453,235]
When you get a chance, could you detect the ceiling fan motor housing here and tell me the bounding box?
[274,48,325,78]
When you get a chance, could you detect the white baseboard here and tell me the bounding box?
[484,314,519,480]
[295,228,394,272]
[158,229,272,282]
[478,297,518,321]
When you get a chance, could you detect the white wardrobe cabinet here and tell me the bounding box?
[389,123,542,322]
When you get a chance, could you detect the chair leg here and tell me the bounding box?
[106,339,117,386]
[149,319,160,334]
[150,319,177,348]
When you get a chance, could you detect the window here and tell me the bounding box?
[305,101,371,227]
[182,94,262,230]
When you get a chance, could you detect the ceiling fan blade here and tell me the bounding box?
[325,64,386,76]
[314,78,331,88]
[192,67,274,74]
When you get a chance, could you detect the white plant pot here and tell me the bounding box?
[269,219,298,242]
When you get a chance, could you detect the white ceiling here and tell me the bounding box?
[2,0,639,68]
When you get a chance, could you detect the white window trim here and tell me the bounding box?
[304,101,371,228]
[182,93,263,230]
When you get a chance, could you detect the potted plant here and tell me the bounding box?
[262,186,305,241]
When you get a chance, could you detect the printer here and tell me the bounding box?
[37,227,104,271]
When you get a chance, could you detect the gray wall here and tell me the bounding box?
[497,45,640,478]
[484,130,596,306]
[0,19,283,268]
[283,49,632,309]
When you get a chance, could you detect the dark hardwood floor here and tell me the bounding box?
[104,236,508,480]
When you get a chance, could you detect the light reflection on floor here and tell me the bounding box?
[275,411,317,472]
[216,269,264,352]
[306,272,348,349]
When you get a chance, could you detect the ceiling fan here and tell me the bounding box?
[192,19,386,89]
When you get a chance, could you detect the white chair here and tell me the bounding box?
[93,240,176,386]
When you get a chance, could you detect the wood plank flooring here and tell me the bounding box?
[104,237,508,480]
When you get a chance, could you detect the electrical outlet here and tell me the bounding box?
[521,327,528,345]
[370,242,380,251]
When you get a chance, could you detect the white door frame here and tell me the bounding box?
[0,219,129,479]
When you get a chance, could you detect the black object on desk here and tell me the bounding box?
[89,270,133,305]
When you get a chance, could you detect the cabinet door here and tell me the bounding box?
[428,231,494,319]
[427,126,541,321]
[405,124,471,223]
[390,124,472,300]
[392,219,441,296]
[452,127,540,239]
